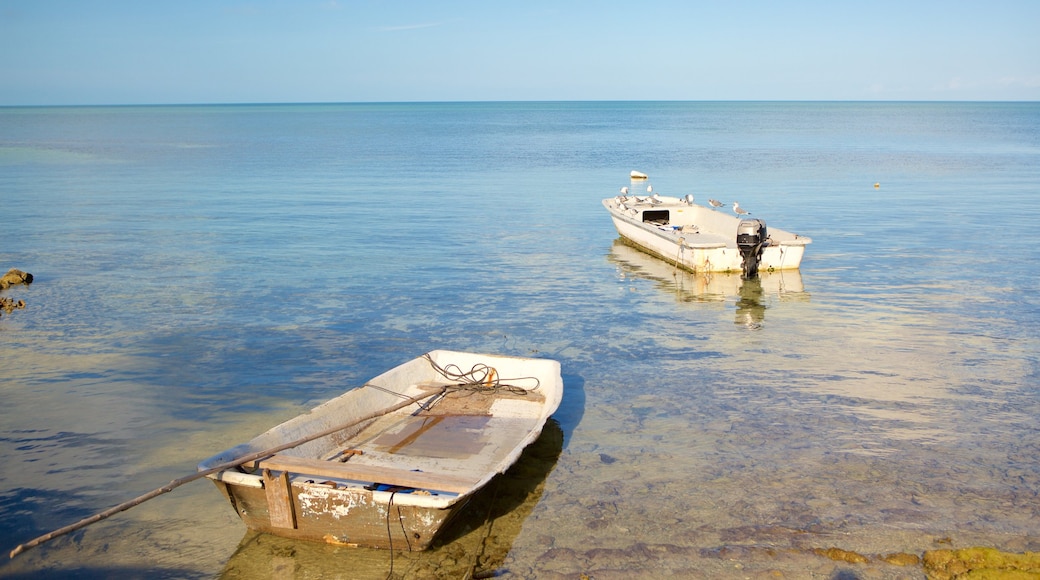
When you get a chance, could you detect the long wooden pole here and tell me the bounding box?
[9,386,446,559]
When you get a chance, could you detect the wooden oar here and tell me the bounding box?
[9,385,446,559]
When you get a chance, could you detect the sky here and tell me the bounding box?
[1,0,1038,105]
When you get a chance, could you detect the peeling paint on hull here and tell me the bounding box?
[217,480,460,550]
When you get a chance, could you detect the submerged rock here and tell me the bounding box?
[923,547,1040,579]
[813,547,869,564]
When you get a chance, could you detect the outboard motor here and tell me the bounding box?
[736,219,767,278]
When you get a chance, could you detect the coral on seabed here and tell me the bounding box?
[922,547,1040,579]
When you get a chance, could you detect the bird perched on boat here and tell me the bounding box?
[708,199,724,208]
[732,202,751,216]
[620,186,629,196]
[646,184,653,194]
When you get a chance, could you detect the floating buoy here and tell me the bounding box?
[874,182,880,189]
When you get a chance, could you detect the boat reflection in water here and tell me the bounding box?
[608,240,810,329]
[219,419,564,580]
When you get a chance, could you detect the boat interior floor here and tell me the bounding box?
[252,381,546,493]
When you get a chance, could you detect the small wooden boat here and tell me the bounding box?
[198,350,563,550]
[605,174,811,276]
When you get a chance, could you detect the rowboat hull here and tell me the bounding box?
[208,478,458,549]
[199,350,563,549]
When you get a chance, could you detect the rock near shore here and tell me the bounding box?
[0,268,33,318]
[1,268,33,289]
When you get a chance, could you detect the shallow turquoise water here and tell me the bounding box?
[1,102,1038,578]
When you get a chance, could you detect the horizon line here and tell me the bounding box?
[2,98,1038,109]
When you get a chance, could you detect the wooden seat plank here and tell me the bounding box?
[259,454,477,494]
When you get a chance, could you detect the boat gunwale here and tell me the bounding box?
[602,197,812,247]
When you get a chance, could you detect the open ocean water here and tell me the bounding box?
[1,101,1038,579]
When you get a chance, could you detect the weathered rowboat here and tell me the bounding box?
[605,174,811,276]
[198,350,563,550]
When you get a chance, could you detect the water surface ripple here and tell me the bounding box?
[1,102,1038,578]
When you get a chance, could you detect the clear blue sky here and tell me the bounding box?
[2,0,1038,105]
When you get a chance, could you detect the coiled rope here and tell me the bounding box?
[361,355,540,413]
[422,353,540,396]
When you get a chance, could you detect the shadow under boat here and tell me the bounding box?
[609,240,810,329]
[609,239,811,305]
[219,418,565,580]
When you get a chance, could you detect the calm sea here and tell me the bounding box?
[1,102,1038,578]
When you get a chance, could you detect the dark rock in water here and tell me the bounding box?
[0,297,26,313]
[0,268,33,318]
[0,268,33,289]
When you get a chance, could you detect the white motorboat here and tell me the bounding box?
[604,175,811,276]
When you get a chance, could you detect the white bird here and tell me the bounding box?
[684,194,695,205]
[651,192,661,204]
[708,199,724,208]
[620,186,629,195]
[732,202,751,216]
[646,184,654,194]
